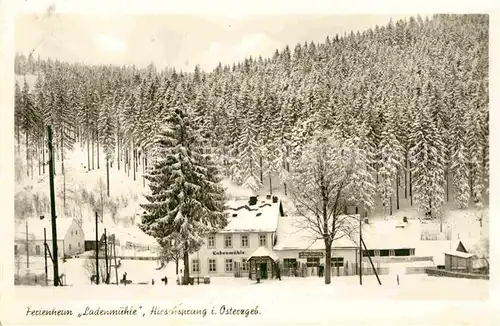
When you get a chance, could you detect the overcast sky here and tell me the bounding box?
[16,13,411,72]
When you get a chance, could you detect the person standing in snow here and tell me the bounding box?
[276,265,281,281]
[122,272,128,286]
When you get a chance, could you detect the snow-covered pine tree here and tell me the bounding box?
[140,94,228,285]
[238,115,262,193]
[409,83,446,218]
[98,91,117,196]
[466,81,487,209]
[377,93,404,214]
[449,83,470,209]
[350,121,377,217]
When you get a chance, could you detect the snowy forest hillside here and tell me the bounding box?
[14,14,489,228]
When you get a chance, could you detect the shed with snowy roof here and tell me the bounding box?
[444,240,476,273]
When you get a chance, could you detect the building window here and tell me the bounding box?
[208,234,216,248]
[380,249,390,257]
[363,250,375,257]
[192,259,199,273]
[241,259,249,272]
[284,258,297,268]
[259,234,267,247]
[241,234,249,248]
[71,231,73,236]
[395,249,411,256]
[224,235,232,248]
[208,259,217,272]
[306,257,320,267]
[331,257,344,267]
[78,242,81,248]
[35,245,41,255]
[69,244,72,251]
[225,259,233,272]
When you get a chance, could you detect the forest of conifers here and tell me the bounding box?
[14,14,489,219]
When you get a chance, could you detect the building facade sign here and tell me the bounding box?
[298,251,324,258]
[213,250,245,256]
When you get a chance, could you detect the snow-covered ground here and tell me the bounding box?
[16,256,488,300]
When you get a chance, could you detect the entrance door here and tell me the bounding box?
[260,263,268,279]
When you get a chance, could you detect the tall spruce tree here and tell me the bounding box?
[140,94,227,285]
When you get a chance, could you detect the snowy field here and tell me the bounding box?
[15,257,489,301]
[7,266,492,326]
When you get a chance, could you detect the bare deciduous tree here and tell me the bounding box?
[289,131,368,284]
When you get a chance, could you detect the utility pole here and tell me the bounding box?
[113,237,119,286]
[47,126,59,286]
[25,220,29,268]
[359,213,363,286]
[104,228,109,284]
[95,211,99,285]
[44,227,48,286]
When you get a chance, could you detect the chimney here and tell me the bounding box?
[249,196,258,206]
[272,196,278,203]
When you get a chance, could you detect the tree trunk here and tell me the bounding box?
[404,155,408,198]
[63,162,66,210]
[60,130,65,175]
[259,156,263,182]
[390,196,393,215]
[117,133,120,171]
[87,139,90,171]
[97,130,100,169]
[396,173,400,210]
[38,139,42,176]
[284,182,287,196]
[133,143,136,181]
[269,174,272,195]
[127,148,130,177]
[92,131,95,170]
[106,157,110,197]
[324,241,332,284]
[446,168,449,202]
[42,133,45,175]
[142,154,145,188]
[409,163,413,206]
[175,258,179,275]
[26,132,29,177]
[183,250,190,285]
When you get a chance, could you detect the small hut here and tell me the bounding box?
[444,240,475,273]
[247,246,279,280]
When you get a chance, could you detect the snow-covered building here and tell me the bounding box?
[189,195,284,278]
[273,215,359,276]
[14,217,85,258]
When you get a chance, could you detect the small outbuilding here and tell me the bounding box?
[444,240,476,273]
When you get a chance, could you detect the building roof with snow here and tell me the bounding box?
[359,219,420,250]
[81,221,159,248]
[220,196,282,233]
[247,246,279,262]
[15,217,80,241]
[274,215,358,251]
[444,250,476,259]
